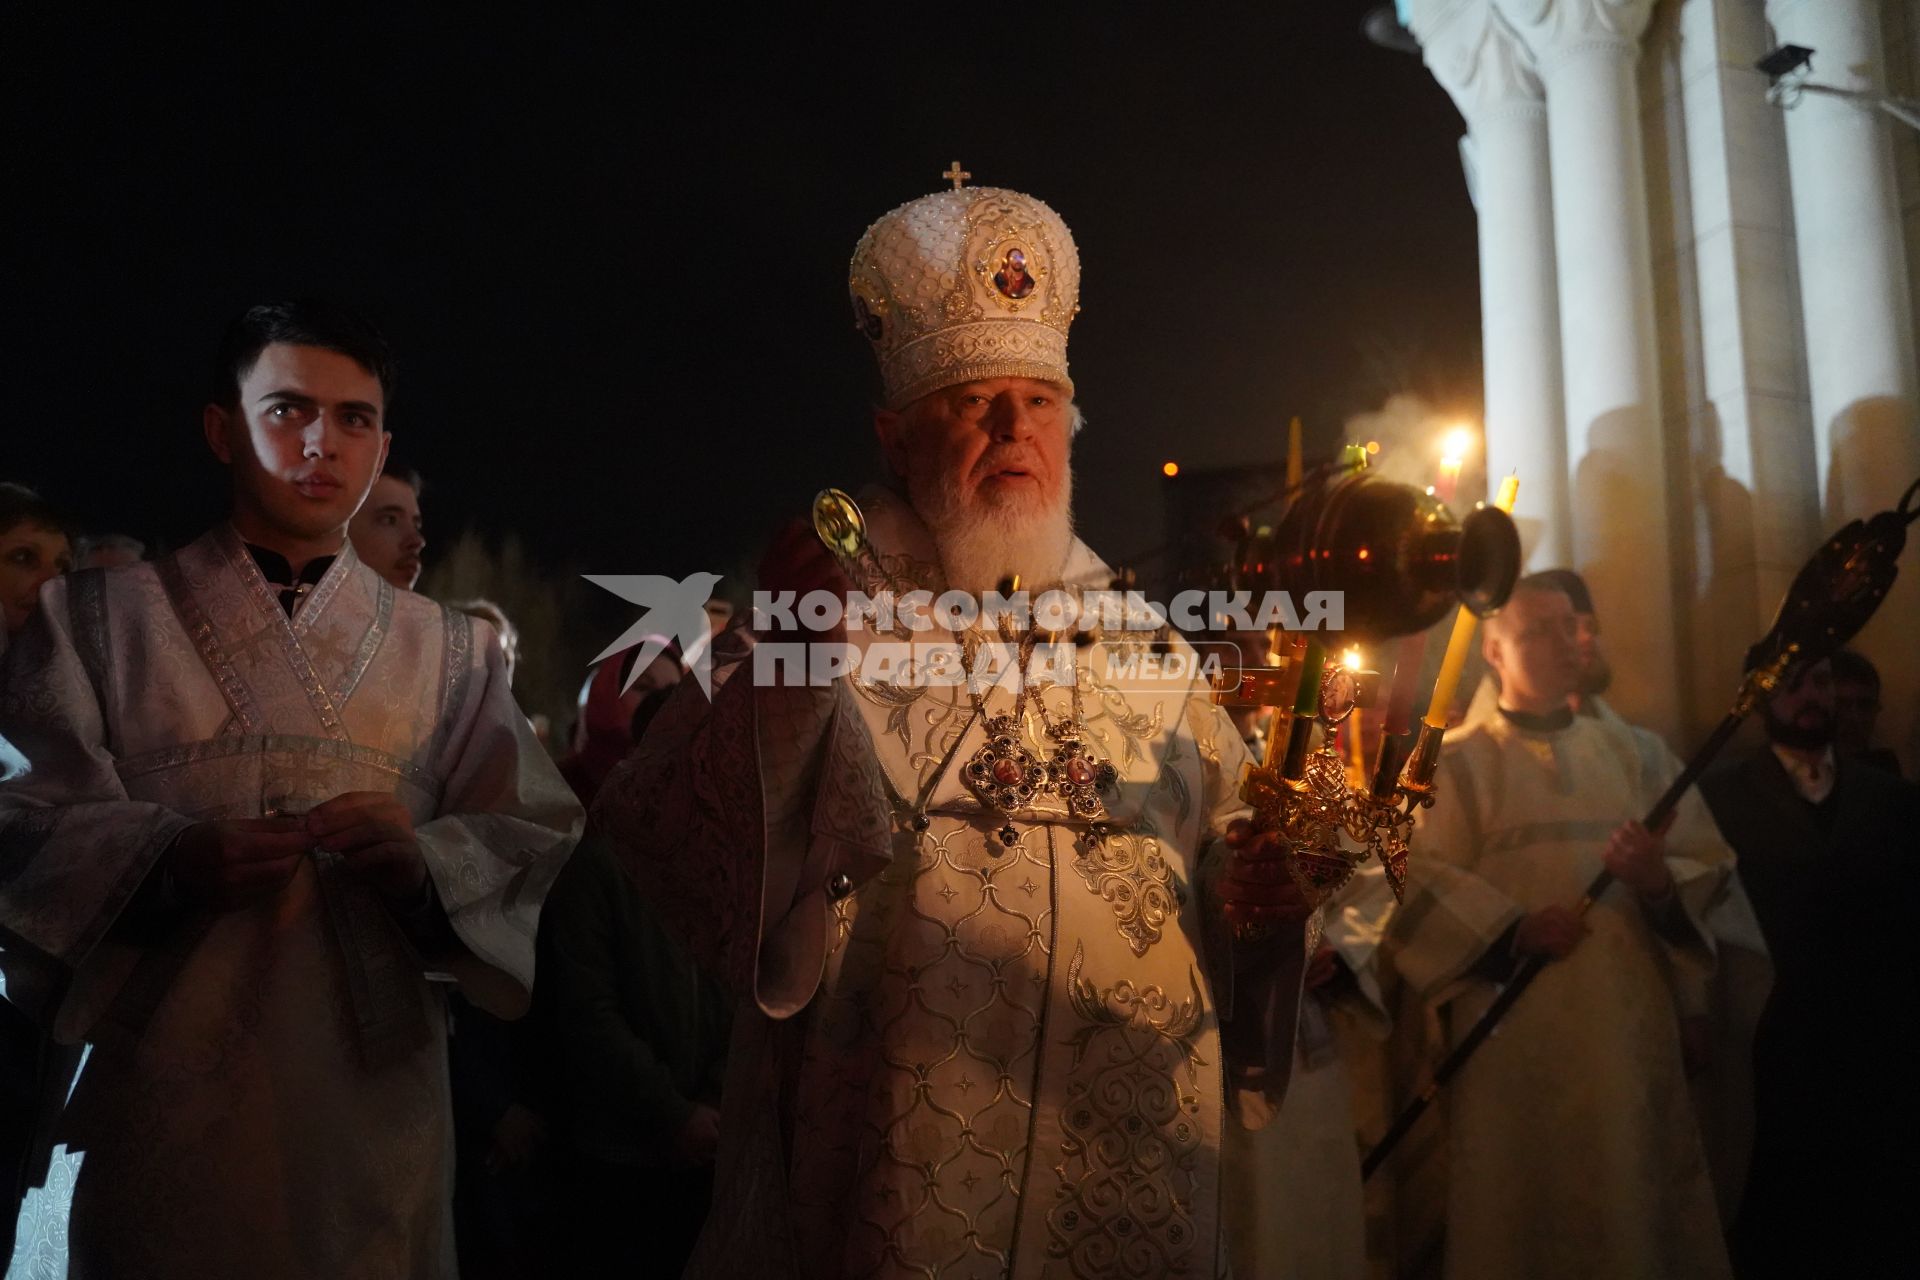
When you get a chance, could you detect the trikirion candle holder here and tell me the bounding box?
[1226,657,1419,921]
[1206,454,1522,925]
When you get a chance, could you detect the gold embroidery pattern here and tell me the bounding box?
[828,888,856,960]
[1046,944,1208,1278]
[789,816,1055,1276]
[852,678,926,753]
[1071,831,1177,958]
[1083,675,1166,769]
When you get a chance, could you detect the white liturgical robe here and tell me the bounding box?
[1387,708,1737,1279]
[594,488,1305,1280]
[0,526,581,1279]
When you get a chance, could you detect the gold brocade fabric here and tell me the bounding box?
[621,491,1258,1279]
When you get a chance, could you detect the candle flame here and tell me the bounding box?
[1441,426,1474,465]
[1161,460,1179,477]
[1343,647,1363,670]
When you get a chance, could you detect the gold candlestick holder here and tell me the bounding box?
[1214,659,1432,907]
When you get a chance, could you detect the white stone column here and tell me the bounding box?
[1415,0,1571,565]
[1498,0,1682,739]
[1768,0,1920,764]
[1767,0,1920,517]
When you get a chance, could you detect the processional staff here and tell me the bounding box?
[1361,474,1920,1180]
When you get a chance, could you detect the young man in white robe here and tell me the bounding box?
[1386,574,1737,1278]
[1458,568,1771,1224]
[0,300,581,1279]
[593,177,1314,1279]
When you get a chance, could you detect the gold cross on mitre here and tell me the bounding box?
[942,160,971,190]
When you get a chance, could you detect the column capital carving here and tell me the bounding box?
[1413,0,1546,124]
[1492,0,1654,69]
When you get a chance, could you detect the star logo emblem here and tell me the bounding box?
[583,571,725,697]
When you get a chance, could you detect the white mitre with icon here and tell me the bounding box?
[849,162,1081,409]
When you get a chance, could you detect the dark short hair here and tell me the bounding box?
[0,482,68,540]
[1829,648,1880,691]
[381,459,425,495]
[212,299,397,408]
[1523,568,1594,615]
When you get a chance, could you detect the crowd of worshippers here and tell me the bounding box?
[2,294,1916,1280]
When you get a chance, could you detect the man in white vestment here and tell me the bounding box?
[1386,574,1737,1278]
[592,176,1313,1279]
[1459,568,1771,1221]
[0,300,582,1278]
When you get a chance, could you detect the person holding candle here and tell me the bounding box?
[1382,574,1741,1278]
[1457,567,1772,1227]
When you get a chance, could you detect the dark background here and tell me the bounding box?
[2,2,1480,595]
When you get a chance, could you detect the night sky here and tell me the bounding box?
[3,3,1480,592]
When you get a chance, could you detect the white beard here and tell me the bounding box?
[911,471,1075,595]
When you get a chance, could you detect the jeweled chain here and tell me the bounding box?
[955,608,1115,841]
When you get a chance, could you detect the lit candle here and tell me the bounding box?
[1422,473,1520,729]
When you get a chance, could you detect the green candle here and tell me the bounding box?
[1293,639,1325,718]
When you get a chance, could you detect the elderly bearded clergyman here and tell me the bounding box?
[593,174,1313,1279]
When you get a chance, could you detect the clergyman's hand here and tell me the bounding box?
[1219,819,1314,939]
[165,817,311,911]
[757,517,851,643]
[1513,905,1589,960]
[306,791,428,905]
[1602,817,1675,899]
